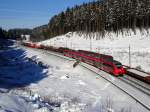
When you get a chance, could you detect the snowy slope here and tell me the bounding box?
[38,29,150,73]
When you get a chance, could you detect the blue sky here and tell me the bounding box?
[0,0,92,30]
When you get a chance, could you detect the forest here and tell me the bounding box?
[45,0,150,39]
[1,0,150,40]
[0,28,32,39]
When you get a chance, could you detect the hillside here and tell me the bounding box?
[37,0,150,72]
[38,29,150,73]
[31,24,49,42]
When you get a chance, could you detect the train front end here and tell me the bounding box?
[113,60,125,76]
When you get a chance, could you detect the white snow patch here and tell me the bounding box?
[76,80,86,86]
[92,96,102,107]
[107,108,115,112]
[100,83,110,90]
[60,75,69,80]
[33,107,49,112]
[30,93,40,101]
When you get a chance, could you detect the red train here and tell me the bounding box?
[22,42,125,76]
[126,69,150,84]
[22,42,41,49]
[64,50,125,76]
[22,42,150,84]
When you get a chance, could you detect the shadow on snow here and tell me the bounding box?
[0,40,48,91]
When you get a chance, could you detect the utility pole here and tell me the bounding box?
[97,47,101,69]
[66,39,67,48]
[97,47,100,55]
[129,45,131,68]
[90,38,92,51]
[70,39,72,49]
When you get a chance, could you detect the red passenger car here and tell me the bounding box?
[22,42,42,49]
[64,50,125,76]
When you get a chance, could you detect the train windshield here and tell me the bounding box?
[113,60,122,68]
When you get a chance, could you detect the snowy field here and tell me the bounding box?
[38,29,150,73]
[0,39,149,112]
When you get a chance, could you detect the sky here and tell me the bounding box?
[0,0,93,30]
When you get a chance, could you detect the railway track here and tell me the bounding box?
[23,46,150,111]
[81,64,150,111]
[118,75,150,96]
[124,65,150,84]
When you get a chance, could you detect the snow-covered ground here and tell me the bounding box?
[0,40,56,112]
[38,29,150,73]
[0,39,149,112]
[22,46,149,112]
[0,90,52,112]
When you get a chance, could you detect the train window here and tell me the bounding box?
[94,62,101,67]
[84,59,94,65]
[85,54,92,57]
[113,60,122,68]
[116,64,122,68]
[103,63,112,67]
[95,55,113,62]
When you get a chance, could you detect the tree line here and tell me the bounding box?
[1,0,150,41]
[46,0,150,38]
[0,27,32,39]
[0,26,47,41]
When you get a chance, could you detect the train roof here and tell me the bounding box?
[78,50,113,59]
[113,60,122,65]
